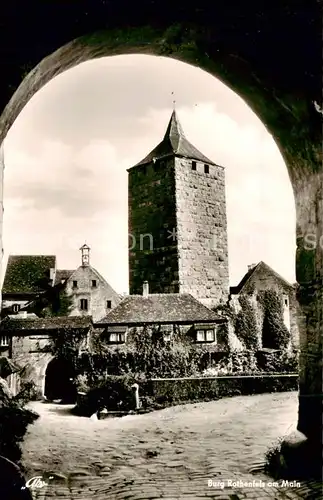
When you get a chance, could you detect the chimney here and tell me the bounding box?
[142,281,149,297]
[248,263,257,272]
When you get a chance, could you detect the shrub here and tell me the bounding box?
[74,374,141,416]
[257,349,299,373]
[0,384,39,466]
[204,351,259,376]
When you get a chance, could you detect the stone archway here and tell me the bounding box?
[0,2,321,475]
[44,357,77,404]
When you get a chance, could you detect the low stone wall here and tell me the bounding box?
[143,373,298,404]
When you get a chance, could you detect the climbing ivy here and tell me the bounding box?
[30,285,73,318]
[234,294,260,350]
[258,290,290,349]
[48,327,88,370]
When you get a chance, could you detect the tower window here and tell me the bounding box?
[107,300,112,309]
[192,161,197,171]
[204,164,209,174]
[73,281,78,288]
[92,280,97,288]
[80,299,88,311]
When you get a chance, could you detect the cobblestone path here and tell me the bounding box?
[21,392,322,499]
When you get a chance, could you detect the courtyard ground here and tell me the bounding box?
[21,392,321,499]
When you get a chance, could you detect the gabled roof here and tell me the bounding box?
[2,255,56,295]
[66,265,121,301]
[54,270,74,286]
[0,315,92,332]
[96,293,221,326]
[230,261,294,295]
[131,110,217,168]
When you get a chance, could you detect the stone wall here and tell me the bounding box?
[128,156,229,306]
[175,157,229,308]
[128,158,179,294]
[65,266,120,322]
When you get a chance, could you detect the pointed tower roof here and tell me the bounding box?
[132,110,216,167]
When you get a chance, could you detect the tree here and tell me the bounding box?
[28,284,73,318]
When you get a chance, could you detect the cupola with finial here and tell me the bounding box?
[80,243,90,267]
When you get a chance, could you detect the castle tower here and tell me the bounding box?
[128,110,229,308]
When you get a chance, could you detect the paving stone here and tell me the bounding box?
[20,394,322,500]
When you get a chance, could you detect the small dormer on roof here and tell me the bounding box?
[131,110,217,168]
[80,243,90,267]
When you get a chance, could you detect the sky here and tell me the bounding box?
[2,54,296,293]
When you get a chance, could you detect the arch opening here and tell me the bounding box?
[0,20,322,473]
[44,357,77,404]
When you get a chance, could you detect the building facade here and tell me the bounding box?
[1,246,121,323]
[61,244,121,322]
[230,261,299,348]
[128,110,229,309]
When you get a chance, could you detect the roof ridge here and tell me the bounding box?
[132,110,216,167]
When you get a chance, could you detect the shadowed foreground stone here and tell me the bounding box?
[0,455,33,500]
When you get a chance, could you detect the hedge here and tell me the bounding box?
[142,374,298,406]
[74,373,298,416]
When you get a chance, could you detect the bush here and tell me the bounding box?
[257,349,299,373]
[74,374,141,416]
[0,390,39,466]
[204,351,259,376]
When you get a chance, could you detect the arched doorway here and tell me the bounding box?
[44,357,77,404]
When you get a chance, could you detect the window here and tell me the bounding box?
[12,304,20,313]
[73,281,78,288]
[204,164,209,174]
[92,280,97,288]
[192,161,197,171]
[107,300,112,309]
[196,329,215,342]
[206,329,215,342]
[0,336,9,347]
[109,333,125,343]
[80,299,88,311]
[283,296,289,307]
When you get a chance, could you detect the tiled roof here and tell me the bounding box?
[0,315,92,332]
[131,111,217,167]
[230,261,294,295]
[2,255,56,295]
[54,269,74,286]
[96,293,220,325]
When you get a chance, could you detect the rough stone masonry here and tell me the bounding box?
[128,111,229,308]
